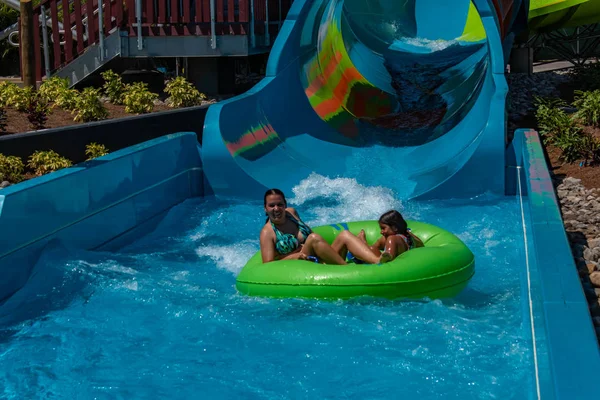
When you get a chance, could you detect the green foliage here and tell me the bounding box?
[11,86,37,112]
[26,94,49,130]
[0,107,6,132]
[580,134,600,164]
[552,124,585,163]
[85,142,109,160]
[533,96,570,139]
[164,77,206,108]
[27,150,72,176]
[38,77,71,104]
[0,4,19,76]
[73,88,108,122]
[572,90,600,127]
[123,82,158,114]
[55,89,80,111]
[0,153,24,183]
[101,70,125,105]
[0,82,22,108]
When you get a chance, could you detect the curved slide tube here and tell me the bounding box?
[202,0,528,199]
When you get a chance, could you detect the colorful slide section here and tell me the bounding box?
[202,0,528,200]
[529,0,600,31]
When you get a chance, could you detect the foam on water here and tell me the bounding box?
[0,176,534,399]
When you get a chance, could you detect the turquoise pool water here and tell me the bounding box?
[0,175,534,399]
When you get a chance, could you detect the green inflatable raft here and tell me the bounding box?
[236,220,475,300]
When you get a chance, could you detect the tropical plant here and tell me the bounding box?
[27,150,72,176]
[85,143,109,160]
[26,94,49,130]
[38,76,71,104]
[101,70,126,105]
[572,90,600,127]
[164,76,206,108]
[0,153,24,182]
[73,87,108,122]
[123,82,158,114]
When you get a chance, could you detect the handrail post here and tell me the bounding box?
[136,0,143,50]
[210,0,216,49]
[265,0,269,46]
[250,0,255,48]
[98,0,105,60]
[40,5,51,78]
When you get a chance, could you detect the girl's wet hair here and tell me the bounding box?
[264,188,287,222]
[379,210,413,247]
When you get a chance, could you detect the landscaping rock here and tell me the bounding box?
[0,181,10,189]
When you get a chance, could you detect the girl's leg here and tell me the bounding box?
[331,231,380,264]
[302,233,347,265]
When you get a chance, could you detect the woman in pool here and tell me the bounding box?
[331,210,424,264]
[260,189,348,264]
[260,189,394,265]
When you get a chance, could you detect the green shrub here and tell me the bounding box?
[572,90,600,127]
[38,76,71,104]
[164,76,206,108]
[73,87,108,122]
[55,88,80,111]
[0,82,26,109]
[27,150,72,176]
[26,94,49,130]
[123,82,157,114]
[0,153,24,183]
[534,97,571,141]
[101,70,125,105]
[85,142,109,160]
[580,134,600,164]
[0,107,6,132]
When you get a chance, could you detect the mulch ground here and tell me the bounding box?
[1,103,172,135]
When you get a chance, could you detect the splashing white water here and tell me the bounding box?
[196,239,258,275]
[288,173,404,225]
[391,37,458,53]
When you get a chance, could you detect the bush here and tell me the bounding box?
[27,150,72,176]
[26,94,49,130]
[55,88,80,111]
[85,142,109,160]
[123,82,157,114]
[580,134,600,165]
[534,97,570,140]
[165,77,206,108]
[101,70,125,105]
[0,82,25,109]
[570,62,600,90]
[552,124,585,164]
[0,153,24,183]
[38,76,71,104]
[73,87,108,122]
[572,90,600,127]
[0,107,6,132]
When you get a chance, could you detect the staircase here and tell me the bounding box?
[4,0,293,86]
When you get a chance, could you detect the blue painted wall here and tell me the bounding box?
[0,132,203,304]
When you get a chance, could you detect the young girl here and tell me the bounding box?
[332,210,424,264]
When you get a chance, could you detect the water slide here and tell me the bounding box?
[201,0,530,200]
[529,0,600,31]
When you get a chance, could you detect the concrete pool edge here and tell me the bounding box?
[0,132,204,304]
[512,128,600,399]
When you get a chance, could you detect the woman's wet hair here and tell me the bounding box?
[379,210,412,247]
[264,188,287,222]
[264,188,287,207]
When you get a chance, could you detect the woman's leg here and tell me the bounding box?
[302,233,347,265]
[331,231,381,264]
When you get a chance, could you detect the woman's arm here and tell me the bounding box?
[260,227,277,263]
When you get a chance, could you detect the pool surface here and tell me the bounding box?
[0,176,535,399]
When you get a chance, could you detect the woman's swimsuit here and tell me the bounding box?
[271,213,312,255]
[347,229,416,264]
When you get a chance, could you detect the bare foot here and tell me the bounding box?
[358,229,367,244]
[379,252,393,264]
